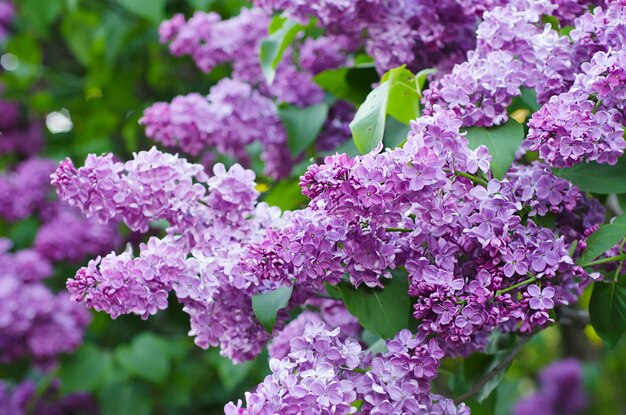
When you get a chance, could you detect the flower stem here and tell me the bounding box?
[496,275,537,296]
[454,170,489,187]
[386,227,413,233]
[579,253,626,268]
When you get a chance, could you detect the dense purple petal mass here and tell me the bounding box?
[225,324,470,415]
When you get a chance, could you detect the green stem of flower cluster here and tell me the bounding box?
[495,275,537,297]
[579,253,626,268]
[454,170,489,187]
[385,227,413,233]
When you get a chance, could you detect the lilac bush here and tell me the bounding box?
[5,0,626,413]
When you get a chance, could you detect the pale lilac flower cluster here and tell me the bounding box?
[526,49,626,167]
[268,299,360,360]
[423,0,576,126]
[34,204,121,263]
[67,236,188,319]
[141,80,293,179]
[226,324,469,415]
[51,147,208,233]
[514,358,588,415]
[56,152,287,362]
[0,240,90,366]
[424,0,618,128]
[0,158,56,221]
[159,8,269,83]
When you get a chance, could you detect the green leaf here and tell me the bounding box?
[115,333,170,383]
[213,355,255,390]
[252,285,294,332]
[465,118,524,179]
[263,178,308,210]
[578,215,626,265]
[414,68,437,95]
[314,66,379,106]
[259,19,303,83]
[464,350,511,403]
[21,0,63,35]
[339,271,411,339]
[553,157,626,194]
[589,280,626,348]
[383,116,411,149]
[114,0,166,24]
[278,103,329,156]
[99,381,152,415]
[349,79,391,154]
[59,345,113,394]
[384,68,420,124]
[350,65,423,153]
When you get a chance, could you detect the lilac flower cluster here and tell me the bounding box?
[424,0,570,126]
[56,108,590,364]
[146,5,357,179]
[226,324,468,414]
[0,379,98,415]
[0,100,43,157]
[160,8,269,83]
[513,358,588,415]
[526,49,626,167]
[0,239,90,366]
[52,147,208,233]
[268,299,360,360]
[254,0,491,74]
[295,110,586,354]
[56,151,284,362]
[424,0,620,125]
[0,158,55,221]
[141,80,293,179]
[0,0,13,39]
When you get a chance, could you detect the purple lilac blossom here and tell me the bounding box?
[514,358,588,415]
[269,299,360,360]
[57,104,590,365]
[34,204,121,263]
[225,324,469,414]
[141,79,294,179]
[0,379,99,415]
[0,0,13,39]
[0,158,56,221]
[526,48,626,167]
[51,147,209,233]
[0,240,90,366]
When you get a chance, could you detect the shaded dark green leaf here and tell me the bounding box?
[115,333,170,383]
[589,280,626,348]
[278,103,329,156]
[465,119,524,179]
[339,271,411,339]
[553,157,626,194]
